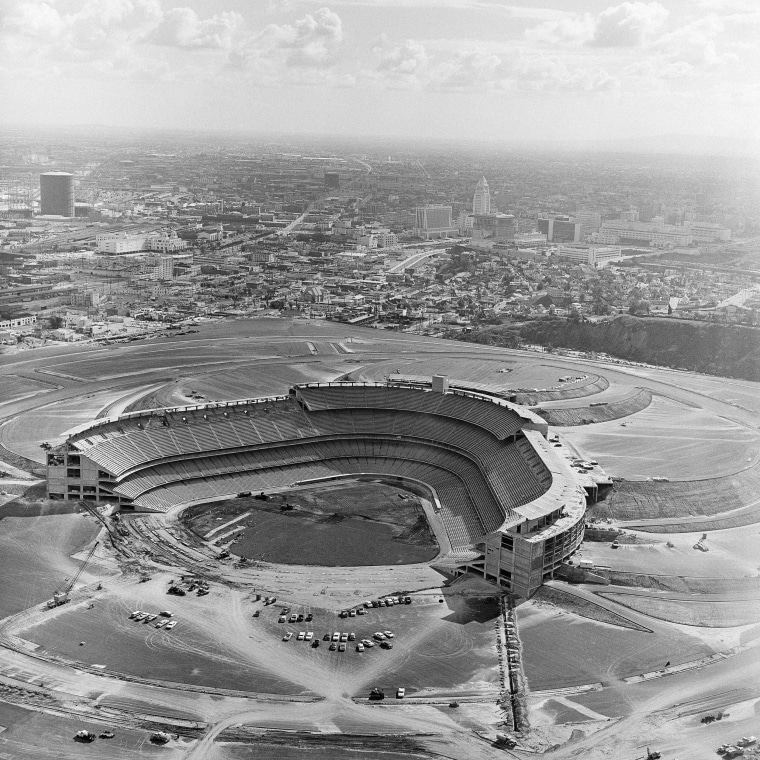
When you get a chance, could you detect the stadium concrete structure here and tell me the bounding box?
[47,377,590,598]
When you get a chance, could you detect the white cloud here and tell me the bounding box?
[435,49,503,89]
[69,0,163,49]
[525,15,594,46]
[505,52,620,92]
[653,17,730,67]
[588,2,669,47]
[0,1,345,84]
[526,2,668,48]
[375,36,427,76]
[625,14,739,82]
[149,8,243,50]
[366,36,620,95]
[0,1,66,39]
[261,7,343,67]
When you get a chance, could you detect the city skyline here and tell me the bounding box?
[0,0,758,149]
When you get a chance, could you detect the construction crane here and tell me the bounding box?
[46,542,99,608]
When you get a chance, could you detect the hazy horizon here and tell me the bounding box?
[0,0,758,149]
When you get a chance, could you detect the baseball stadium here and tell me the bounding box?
[0,317,759,760]
[46,377,591,599]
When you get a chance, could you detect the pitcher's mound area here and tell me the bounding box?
[183,479,439,566]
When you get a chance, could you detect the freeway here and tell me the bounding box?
[387,246,448,274]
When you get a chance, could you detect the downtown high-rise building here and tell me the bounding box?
[472,176,491,215]
[40,172,74,217]
[414,205,454,239]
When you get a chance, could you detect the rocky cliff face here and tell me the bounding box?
[463,316,760,381]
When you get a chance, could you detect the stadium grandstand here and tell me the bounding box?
[46,377,589,597]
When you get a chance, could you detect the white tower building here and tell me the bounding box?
[473,176,491,215]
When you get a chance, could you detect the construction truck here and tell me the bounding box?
[47,542,99,609]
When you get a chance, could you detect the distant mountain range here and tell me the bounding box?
[523,133,760,158]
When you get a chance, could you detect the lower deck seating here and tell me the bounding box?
[128,438,489,547]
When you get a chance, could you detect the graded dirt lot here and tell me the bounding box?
[184,481,438,566]
[0,317,759,759]
[0,701,189,760]
[561,394,760,480]
[0,494,103,619]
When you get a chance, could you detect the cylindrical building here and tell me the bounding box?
[40,172,74,217]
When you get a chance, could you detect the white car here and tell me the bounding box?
[305,632,313,641]
[396,687,405,699]
[164,621,177,631]
[383,631,394,638]
[362,639,375,648]
[154,619,167,628]
[339,632,348,642]
[373,632,385,640]
[297,632,305,641]
[357,643,365,652]
[129,610,141,619]
[331,632,340,641]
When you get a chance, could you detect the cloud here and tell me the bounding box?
[525,15,594,46]
[588,2,669,47]
[652,17,730,67]
[0,0,66,39]
[375,36,427,75]
[149,7,243,50]
[261,7,343,67]
[626,14,738,81]
[436,49,503,89]
[0,1,344,84]
[366,35,620,95]
[526,2,668,48]
[69,0,163,49]
[505,53,620,92]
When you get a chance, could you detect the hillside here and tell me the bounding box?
[457,315,760,381]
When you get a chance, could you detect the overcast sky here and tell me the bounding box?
[0,0,757,145]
